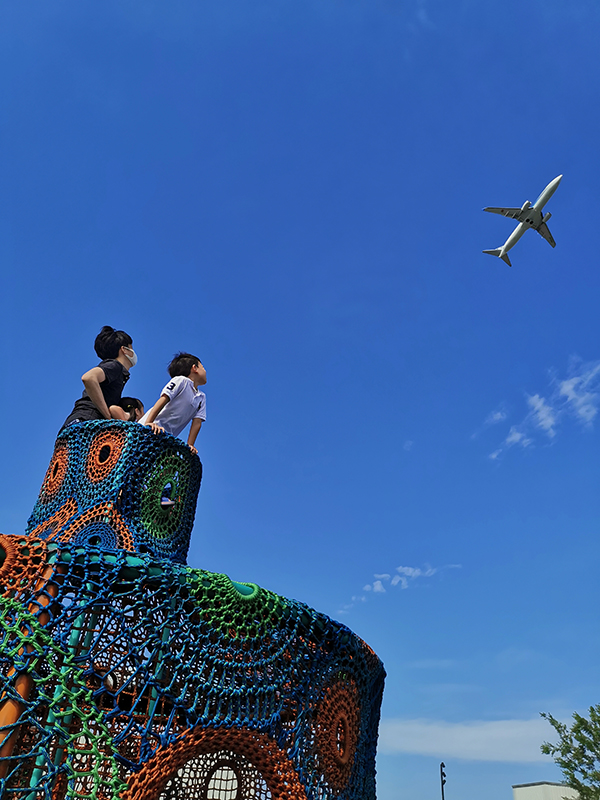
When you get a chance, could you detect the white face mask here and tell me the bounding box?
[124,347,138,367]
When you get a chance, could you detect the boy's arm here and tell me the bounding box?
[187,418,203,454]
[81,367,110,419]
[142,394,170,425]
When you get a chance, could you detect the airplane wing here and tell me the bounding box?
[536,222,556,248]
[483,207,523,220]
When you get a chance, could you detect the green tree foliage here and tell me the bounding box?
[541,706,600,800]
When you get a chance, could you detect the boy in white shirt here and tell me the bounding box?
[140,352,207,454]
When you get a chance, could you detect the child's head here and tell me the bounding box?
[95,326,133,360]
[117,397,144,422]
[168,352,202,379]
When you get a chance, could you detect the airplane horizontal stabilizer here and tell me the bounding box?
[483,248,512,267]
[483,207,522,220]
[536,222,556,248]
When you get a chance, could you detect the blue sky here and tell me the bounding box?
[2,1,600,798]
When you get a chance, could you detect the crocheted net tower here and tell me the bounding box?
[0,421,385,799]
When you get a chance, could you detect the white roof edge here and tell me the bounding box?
[512,783,570,789]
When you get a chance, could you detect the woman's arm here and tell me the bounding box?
[81,367,110,419]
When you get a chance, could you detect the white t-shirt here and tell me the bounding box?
[140,376,206,437]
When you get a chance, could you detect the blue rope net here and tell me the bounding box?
[0,421,385,799]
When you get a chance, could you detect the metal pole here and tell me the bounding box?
[440,762,446,800]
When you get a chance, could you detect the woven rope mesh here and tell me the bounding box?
[157,752,271,800]
[0,420,385,799]
[28,421,202,563]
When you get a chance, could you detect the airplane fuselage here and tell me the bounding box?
[533,174,562,210]
[483,175,562,266]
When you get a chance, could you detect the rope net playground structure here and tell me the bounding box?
[0,421,385,799]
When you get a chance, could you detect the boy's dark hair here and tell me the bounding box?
[168,352,201,378]
[94,326,133,360]
[117,397,144,414]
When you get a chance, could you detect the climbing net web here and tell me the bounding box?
[158,751,271,800]
[0,421,385,799]
[27,421,203,563]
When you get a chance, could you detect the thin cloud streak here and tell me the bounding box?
[338,563,461,615]
[471,404,509,440]
[379,718,554,763]
[483,357,600,460]
[527,394,557,438]
[486,408,508,425]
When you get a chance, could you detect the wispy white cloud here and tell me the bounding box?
[527,394,557,437]
[379,717,553,762]
[471,404,509,440]
[338,563,461,615]
[558,361,600,424]
[504,426,529,446]
[396,565,437,579]
[337,594,368,614]
[403,440,414,451]
[482,356,600,460]
[364,564,437,593]
[486,409,508,425]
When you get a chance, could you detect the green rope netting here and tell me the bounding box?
[0,598,126,799]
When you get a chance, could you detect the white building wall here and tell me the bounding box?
[513,782,579,800]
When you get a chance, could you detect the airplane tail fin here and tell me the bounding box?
[483,248,512,267]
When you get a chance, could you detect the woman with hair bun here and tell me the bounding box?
[62,326,138,429]
[110,396,145,422]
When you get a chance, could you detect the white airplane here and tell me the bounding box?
[483,174,562,266]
